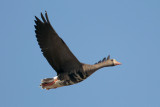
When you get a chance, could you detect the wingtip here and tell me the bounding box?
[41,12,47,23]
[45,11,48,15]
[35,16,38,20]
[45,11,50,24]
[40,12,43,16]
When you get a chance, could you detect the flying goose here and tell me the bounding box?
[34,12,121,90]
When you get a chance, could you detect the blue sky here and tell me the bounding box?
[1,0,160,107]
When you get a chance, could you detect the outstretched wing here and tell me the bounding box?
[34,12,81,75]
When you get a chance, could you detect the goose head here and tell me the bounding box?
[106,59,122,66]
[105,55,121,66]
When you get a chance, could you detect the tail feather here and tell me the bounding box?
[40,78,54,89]
[41,78,54,83]
[40,76,63,90]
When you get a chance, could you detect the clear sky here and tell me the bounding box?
[1,0,160,107]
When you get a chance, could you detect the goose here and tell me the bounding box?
[34,12,121,90]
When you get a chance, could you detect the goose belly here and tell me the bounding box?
[59,71,89,86]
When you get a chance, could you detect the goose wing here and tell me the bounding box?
[34,12,81,75]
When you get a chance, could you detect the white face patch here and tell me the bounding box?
[112,59,121,66]
[113,59,116,65]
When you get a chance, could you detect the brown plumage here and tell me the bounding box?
[34,12,121,90]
